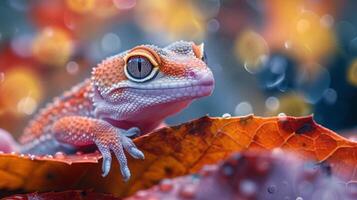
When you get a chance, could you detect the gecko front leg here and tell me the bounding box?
[52,116,144,180]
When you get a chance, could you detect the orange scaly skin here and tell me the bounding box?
[16,41,215,181]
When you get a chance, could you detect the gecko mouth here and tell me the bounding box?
[129,82,214,98]
[107,71,214,97]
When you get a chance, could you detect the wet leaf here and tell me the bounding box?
[126,152,355,200]
[0,115,356,198]
[3,190,120,200]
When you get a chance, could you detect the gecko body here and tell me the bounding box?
[14,41,215,180]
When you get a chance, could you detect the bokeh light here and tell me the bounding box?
[113,0,137,10]
[0,67,43,116]
[347,59,357,87]
[235,30,269,74]
[66,0,95,14]
[234,101,253,116]
[270,93,311,117]
[90,0,118,18]
[66,61,79,75]
[265,96,280,111]
[32,27,73,67]
[135,0,205,40]
[0,73,4,84]
[263,1,337,62]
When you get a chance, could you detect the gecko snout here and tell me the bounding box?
[189,69,215,87]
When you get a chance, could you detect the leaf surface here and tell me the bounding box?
[125,152,355,200]
[0,115,356,197]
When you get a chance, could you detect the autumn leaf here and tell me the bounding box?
[0,115,356,198]
[126,152,354,200]
[4,190,120,200]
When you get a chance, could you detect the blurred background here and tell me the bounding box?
[0,0,356,138]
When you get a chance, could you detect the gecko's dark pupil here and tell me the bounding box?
[127,57,153,79]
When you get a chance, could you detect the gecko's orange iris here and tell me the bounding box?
[124,46,161,67]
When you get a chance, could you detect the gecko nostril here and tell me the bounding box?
[188,71,197,79]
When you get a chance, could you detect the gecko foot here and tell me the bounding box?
[122,127,141,137]
[95,127,144,181]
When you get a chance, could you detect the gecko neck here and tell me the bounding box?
[104,100,192,134]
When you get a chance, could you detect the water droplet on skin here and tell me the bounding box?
[267,185,277,194]
[222,113,231,118]
[159,179,173,192]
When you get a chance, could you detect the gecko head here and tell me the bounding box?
[91,41,214,125]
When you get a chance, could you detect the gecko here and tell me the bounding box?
[1,41,214,181]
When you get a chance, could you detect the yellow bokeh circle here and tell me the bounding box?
[32,27,73,67]
[347,59,357,87]
[66,0,95,14]
[0,67,43,116]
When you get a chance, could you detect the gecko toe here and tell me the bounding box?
[128,148,145,159]
[122,136,145,159]
[123,127,141,137]
[121,165,131,182]
[102,155,112,177]
[95,141,113,177]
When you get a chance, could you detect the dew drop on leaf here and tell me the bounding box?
[240,179,257,196]
[54,151,65,159]
[179,184,196,198]
[267,185,277,194]
[30,155,36,160]
[222,164,234,176]
[159,179,173,192]
[222,113,231,118]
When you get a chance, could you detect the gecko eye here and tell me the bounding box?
[125,56,158,82]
